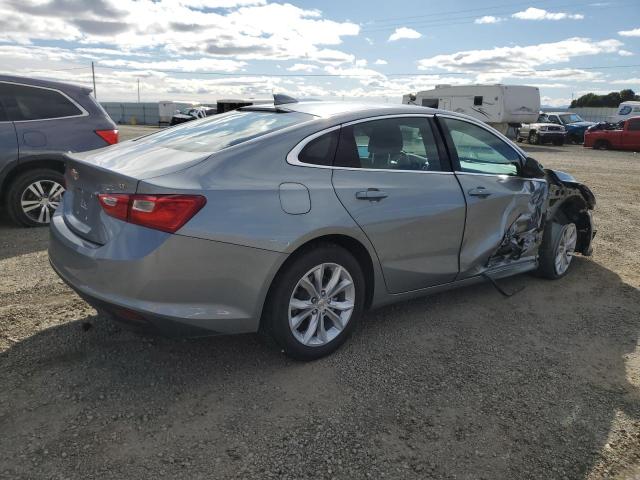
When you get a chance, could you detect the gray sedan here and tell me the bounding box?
[49,99,596,360]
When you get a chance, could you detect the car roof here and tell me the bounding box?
[0,74,92,96]
[284,101,438,118]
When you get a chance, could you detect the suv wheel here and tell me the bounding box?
[528,131,540,145]
[6,169,65,227]
[265,244,365,360]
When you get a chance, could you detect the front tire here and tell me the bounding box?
[535,220,578,279]
[528,131,540,145]
[5,168,65,227]
[264,244,365,360]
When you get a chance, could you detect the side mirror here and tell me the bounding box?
[521,156,546,178]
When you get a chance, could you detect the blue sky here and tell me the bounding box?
[0,0,639,106]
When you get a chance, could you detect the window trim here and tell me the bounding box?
[286,114,455,175]
[435,113,532,179]
[0,80,89,123]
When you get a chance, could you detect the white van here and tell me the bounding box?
[611,101,640,123]
[402,84,540,135]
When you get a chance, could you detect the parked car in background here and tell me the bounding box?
[517,113,565,145]
[0,75,118,227]
[169,106,216,125]
[49,99,596,360]
[584,116,640,151]
[611,101,640,123]
[544,112,595,144]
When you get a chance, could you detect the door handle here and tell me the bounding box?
[468,187,493,197]
[355,188,388,201]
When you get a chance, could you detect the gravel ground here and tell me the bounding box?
[1,127,639,479]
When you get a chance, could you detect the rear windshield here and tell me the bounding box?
[144,110,312,152]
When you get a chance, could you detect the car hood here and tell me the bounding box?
[566,121,595,128]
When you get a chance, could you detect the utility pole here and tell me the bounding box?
[91,61,97,100]
[137,78,140,103]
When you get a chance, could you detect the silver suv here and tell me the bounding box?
[0,75,118,226]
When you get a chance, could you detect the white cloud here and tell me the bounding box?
[417,37,623,82]
[610,78,640,85]
[98,58,247,72]
[354,59,367,67]
[374,59,388,65]
[388,27,422,41]
[541,96,572,107]
[287,63,317,72]
[618,28,640,37]
[0,0,360,65]
[474,16,502,24]
[618,50,634,56]
[512,8,584,21]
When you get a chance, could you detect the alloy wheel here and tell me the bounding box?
[20,180,65,224]
[288,263,355,347]
[554,223,577,276]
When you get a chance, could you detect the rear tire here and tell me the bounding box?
[535,217,578,279]
[264,244,365,360]
[5,168,65,227]
[594,140,610,150]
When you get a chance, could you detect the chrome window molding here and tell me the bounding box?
[0,80,89,123]
[286,114,456,175]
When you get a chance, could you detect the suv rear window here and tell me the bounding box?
[153,110,312,153]
[0,82,83,121]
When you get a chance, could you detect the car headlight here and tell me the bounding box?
[539,126,547,131]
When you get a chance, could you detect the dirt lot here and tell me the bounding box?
[1,126,639,479]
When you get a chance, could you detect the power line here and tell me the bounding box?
[93,63,640,78]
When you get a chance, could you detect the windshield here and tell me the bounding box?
[559,114,584,124]
[142,110,313,153]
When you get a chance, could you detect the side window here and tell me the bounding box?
[442,118,520,176]
[537,114,549,123]
[548,115,560,124]
[334,117,444,171]
[0,101,7,122]
[0,83,82,121]
[422,98,438,108]
[473,96,483,106]
[619,106,632,116]
[628,119,640,131]
[297,129,339,166]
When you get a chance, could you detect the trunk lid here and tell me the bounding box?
[63,138,211,245]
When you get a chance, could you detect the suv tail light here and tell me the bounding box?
[97,194,206,233]
[95,129,119,145]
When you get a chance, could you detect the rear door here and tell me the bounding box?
[622,118,640,150]
[2,82,94,160]
[331,115,466,294]
[0,101,18,181]
[438,116,547,278]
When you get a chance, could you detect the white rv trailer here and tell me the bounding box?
[402,84,540,134]
[158,100,201,125]
[610,101,640,123]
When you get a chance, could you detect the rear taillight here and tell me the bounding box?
[95,129,119,145]
[97,194,206,233]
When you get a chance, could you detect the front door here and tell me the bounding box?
[332,116,466,294]
[437,116,547,278]
[623,118,640,150]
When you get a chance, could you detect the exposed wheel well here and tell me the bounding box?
[552,195,591,254]
[261,234,376,329]
[1,160,65,201]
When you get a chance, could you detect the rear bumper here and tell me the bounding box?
[48,210,286,336]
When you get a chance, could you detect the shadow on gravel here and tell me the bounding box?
[0,213,49,261]
[1,257,639,479]
[520,145,567,154]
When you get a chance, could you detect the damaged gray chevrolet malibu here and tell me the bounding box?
[49,98,596,360]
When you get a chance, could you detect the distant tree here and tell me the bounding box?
[570,89,639,108]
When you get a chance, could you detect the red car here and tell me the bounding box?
[584,117,640,151]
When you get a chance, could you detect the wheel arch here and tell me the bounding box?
[259,233,378,330]
[1,159,65,201]
[549,194,593,255]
